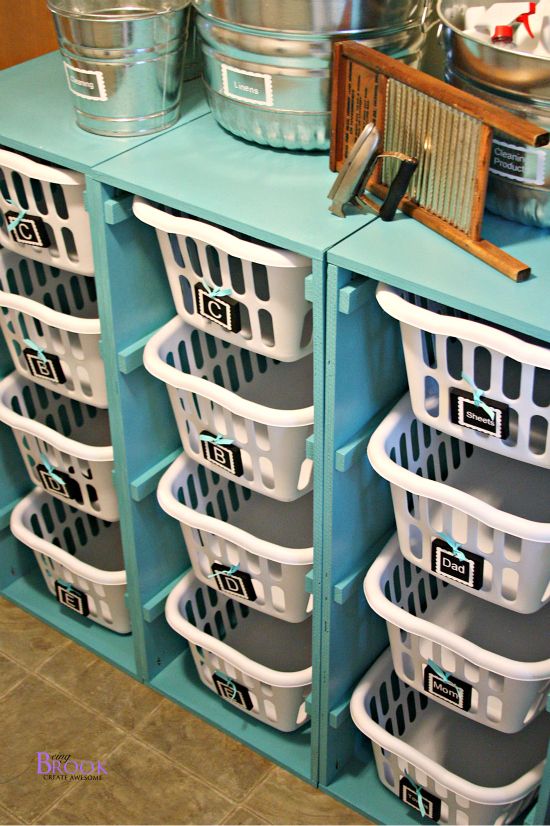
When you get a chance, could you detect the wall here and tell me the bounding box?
[0,1,57,71]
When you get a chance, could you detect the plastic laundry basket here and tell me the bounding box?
[365,535,550,733]
[350,648,550,825]
[11,488,129,633]
[367,394,550,614]
[144,316,314,501]
[0,148,94,276]
[376,282,550,468]
[133,197,313,362]
[0,250,106,406]
[165,571,312,731]
[157,453,313,622]
[0,372,118,521]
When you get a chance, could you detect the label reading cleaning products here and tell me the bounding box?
[23,349,66,385]
[194,283,241,333]
[55,581,90,617]
[490,139,546,186]
[450,388,509,439]
[423,664,472,712]
[399,777,441,821]
[431,537,484,591]
[210,563,257,602]
[63,63,108,101]
[5,212,50,248]
[213,674,254,710]
[221,64,273,106]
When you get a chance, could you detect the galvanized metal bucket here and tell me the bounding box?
[195,0,432,150]
[48,0,192,137]
[437,0,550,228]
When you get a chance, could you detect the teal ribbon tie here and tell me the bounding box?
[437,531,467,563]
[39,452,66,487]
[215,671,237,700]
[404,772,426,818]
[200,433,234,446]
[5,198,28,232]
[202,280,232,299]
[427,659,452,684]
[57,579,74,593]
[461,371,495,422]
[208,564,239,579]
[23,338,47,363]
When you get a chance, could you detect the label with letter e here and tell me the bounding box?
[423,664,472,712]
[431,537,484,591]
[450,387,509,439]
[213,674,253,710]
[55,580,89,617]
[399,777,441,821]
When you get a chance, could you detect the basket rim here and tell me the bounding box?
[11,489,126,585]
[165,570,313,687]
[0,148,85,187]
[365,535,550,681]
[350,648,546,807]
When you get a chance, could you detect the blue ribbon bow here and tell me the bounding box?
[5,198,28,232]
[427,659,452,684]
[436,531,467,563]
[461,372,495,422]
[39,452,66,487]
[58,579,74,592]
[404,772,426,818]
[23,338,47,363]
[202,280,232,299]
[208,564,239,579]
[215,671,237,700]
[200,433,234,446]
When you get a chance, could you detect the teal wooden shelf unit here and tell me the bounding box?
[0,48,549,823]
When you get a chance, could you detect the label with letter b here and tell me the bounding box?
[200,431,244,477]
[24,348,66,385]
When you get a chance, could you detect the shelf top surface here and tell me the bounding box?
[328,212,550,342]
[0,52,208,173]
[93,113,373,258]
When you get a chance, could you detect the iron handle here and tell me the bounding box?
[378,156,418,221]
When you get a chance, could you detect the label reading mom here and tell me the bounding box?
[423,664,472,712]
[450,387,509,439]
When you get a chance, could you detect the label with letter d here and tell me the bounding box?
[431,537,484,590]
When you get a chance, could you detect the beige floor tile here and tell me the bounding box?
[221,806,270,825]
[0,598,69,670]
[0,803,24,824]
[0,674,125,822]
[38,643,162,731]
[136,701,272,802]
[245,767,372,825]
[38,737,234,825]
[0,653,26,697]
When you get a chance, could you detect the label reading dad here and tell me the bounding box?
[450,387,509,439]
[36,465,83,504]
[210,563,257,602]
[221,64,273,106]
[490,139,546,186]
[399,777,441,821]
[55,581,90,617]
[23,349,66,385]
[194,283,241,333]
[213,674,253,710]
[5,212,50,248]
[423,664,472,712]
[63,63,108,101]
[431,537,484,591]
[200,431,244,477]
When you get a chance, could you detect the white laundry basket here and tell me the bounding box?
[144,316,314,501]
[11,488,129,633]
[376,282,550,468]
[133,197,313,362]
[165,571,312,731]
[0,148,94,276]
[365,535,550,733]
[350,648,549,825]
[367,394,550,615]
[157,453,313,622]
[0,372,118,521]
[0,250,106,406]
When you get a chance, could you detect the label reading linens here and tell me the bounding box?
[450,388,509,439]
[64,63,108,101]
[490,139,546,186]
[431,537,484,590]
[399,777,441,821]
[221,65,273,107]
[423,664,472,712]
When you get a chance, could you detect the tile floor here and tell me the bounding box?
[0,597,372,825]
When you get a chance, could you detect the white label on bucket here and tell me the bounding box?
[221,65,273,107]
[490,139,546,186]
[63,63,108,101]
